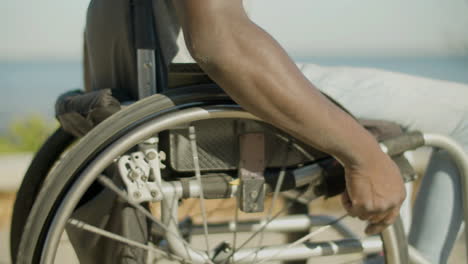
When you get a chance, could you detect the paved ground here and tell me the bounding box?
[0,154,32,192]
[0,192,14,264]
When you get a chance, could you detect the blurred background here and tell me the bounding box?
[1,0,468,262]
[2,0,468,154]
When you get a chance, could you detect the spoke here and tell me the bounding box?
[230,200,347,264]
[226,137,332,264]
[223,190,307,264]
[189,125,211,252]
[67,218,189,263]
[231,198,239,263]
[252,140,292,262]
[97,175,199,262]
[151,139,216,263]
[148,142,194,258]
[256,214,349,264]
[226,136,318,264]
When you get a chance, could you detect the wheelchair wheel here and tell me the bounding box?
[16,84,408,264]
[10,127,74,263]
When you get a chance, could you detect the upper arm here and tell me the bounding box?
[171,0,249,57]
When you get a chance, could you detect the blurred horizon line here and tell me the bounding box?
[2,54,468,64]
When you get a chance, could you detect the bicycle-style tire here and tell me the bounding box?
[10,128,74,263]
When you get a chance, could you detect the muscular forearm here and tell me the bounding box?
[174,1,382,168]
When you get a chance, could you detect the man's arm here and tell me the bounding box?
[172,0,405,234]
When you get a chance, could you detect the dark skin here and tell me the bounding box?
[172,0,406,235]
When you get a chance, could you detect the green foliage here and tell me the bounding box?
[0,115,56,154]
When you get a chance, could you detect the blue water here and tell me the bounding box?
[0,61,83,132]
[1,57,467,132]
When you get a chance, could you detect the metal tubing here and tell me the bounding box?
[379,220,405,264]
[189,214,357,238]
[180,162,322,200]
[161,191,211,263]
[163,207,383,263]
[408,245,431,264]
[292,163,323,187]
[423,133,468,261]
[163,204,382,264]
[137,49,157,98]
[228,237,382,263]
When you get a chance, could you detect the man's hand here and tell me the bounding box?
[341,150,406,235]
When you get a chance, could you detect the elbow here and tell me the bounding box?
[185,34,226,71]
[185,37,214,67]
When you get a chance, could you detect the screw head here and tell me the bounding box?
[133,192,141,199]
[146,152,157,160]
[151,190,158,197]
[250,191,258,199]
[128,171,138,180]
[141,176,148,181]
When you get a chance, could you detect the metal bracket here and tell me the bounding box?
[117,147,166,203]
[137,49,157,99]
[238,132,266,213]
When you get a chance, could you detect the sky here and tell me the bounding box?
[2,0,468,61]
[2,0,89,60]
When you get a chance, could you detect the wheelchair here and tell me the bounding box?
[10,2,468,264]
